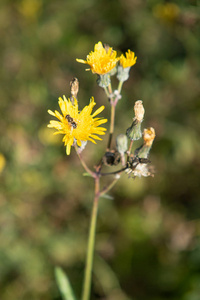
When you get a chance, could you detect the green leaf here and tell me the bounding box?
[55,267,76,300]
[100,193,114,200]
[82,172,93,177]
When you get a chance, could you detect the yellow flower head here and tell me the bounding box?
[119,50,137,69]
[76,41,119,75]
[48,96,107,155]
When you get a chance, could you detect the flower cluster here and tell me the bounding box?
[76,41,137,87]
[48,41,155,178]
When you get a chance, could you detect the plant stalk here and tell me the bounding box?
[107,103,116,150]
[81,177,100,300]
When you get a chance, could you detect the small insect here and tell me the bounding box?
[127,156,150,170]
[65,114,77,129]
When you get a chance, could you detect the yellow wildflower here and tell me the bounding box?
[119,50,137,69]
[76,41,119,75]
[48,96,107,155]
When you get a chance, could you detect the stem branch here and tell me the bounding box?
[75,146,95,177]
[99,176,121,197]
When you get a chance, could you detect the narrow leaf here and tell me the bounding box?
[83,172,93,177]
[55,267,76,300]
[100,193,114,200]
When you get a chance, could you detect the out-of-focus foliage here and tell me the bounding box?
[0,0,200,299]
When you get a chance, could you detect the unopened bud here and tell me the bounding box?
[134,100,145,122]
[116,134,128,154]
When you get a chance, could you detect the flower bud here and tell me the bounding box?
[116,134,128,154]
[126,119,142,141]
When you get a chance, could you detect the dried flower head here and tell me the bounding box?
[126,101,145,141]
[48,96,107,155]
[143,127,156,147]
[134,100,145,122]
[76,41,119,75]
[126,163,152,178]
[70,77,79,99]
[126,156,152,178]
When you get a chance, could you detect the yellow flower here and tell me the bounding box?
[48,96,107,155]
[0,153,6,174]
[76,41,119,75]
[119,50,137,69]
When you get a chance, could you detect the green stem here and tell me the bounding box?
[117,80,123,94]
[82,177,100,300]
[75,146,95,177]
[127,139,134,162]
[103,86,110,99]
[107,83,113,96]
[107,103,116,150]
[99,176,120,197]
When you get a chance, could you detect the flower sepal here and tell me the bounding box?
[126,119,142,141]
[96,74,111,88]
[117,65,131,82]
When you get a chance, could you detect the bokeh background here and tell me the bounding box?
[1,0,200,299]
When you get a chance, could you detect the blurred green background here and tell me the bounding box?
[1,0,200,299]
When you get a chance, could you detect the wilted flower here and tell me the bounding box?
[125,156,152,178]
[126,100,145,141]
[126,162,152,178]
[70,77,79,100]
[135,127,156,158]
[143,127,156,147]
